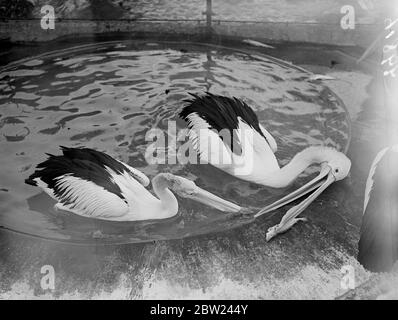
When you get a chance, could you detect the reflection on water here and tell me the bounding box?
[0,41,350,244]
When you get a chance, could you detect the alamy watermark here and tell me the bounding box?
[40,5,55,30]
[40,265,55,291]
[382,17,398,79]
[340,265,356,290]
[340,5,355,30]
[144,121,255,175]
[340,1,375,30]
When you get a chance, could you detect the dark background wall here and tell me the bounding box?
[0,0,390,47]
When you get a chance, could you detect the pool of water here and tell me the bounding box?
[0,40,350,244]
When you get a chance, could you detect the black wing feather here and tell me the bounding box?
[179,93,268,155]
[25,147,133,204]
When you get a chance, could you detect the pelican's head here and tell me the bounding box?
[255,148,351,241]
[301,146,351,181]
[325,152,351,181]
[160,173,243,213]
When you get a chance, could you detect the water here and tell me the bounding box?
[0,41,350,244]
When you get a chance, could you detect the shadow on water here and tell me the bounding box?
[0,40,350,245]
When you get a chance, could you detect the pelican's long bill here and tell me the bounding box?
[254,164,337,241]
[190,187,243,213]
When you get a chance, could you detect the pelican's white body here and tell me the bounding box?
[33,167,173,221]
[27,146,241,221]
[186,114,282,185]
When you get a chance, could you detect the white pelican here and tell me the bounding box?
[180,93,351,240]
[358,145,398,272]
[25,146,243,221]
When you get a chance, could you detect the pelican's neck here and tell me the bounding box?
[258,146,338,188]
[152,175,179,218]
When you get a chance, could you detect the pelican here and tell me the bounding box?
[358,145,398,272]
[25,146,243,221]
[180,93,351,240]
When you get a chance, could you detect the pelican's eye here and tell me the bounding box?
[184,187,196,196]
[334,168,339,173]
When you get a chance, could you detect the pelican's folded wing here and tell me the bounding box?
[59,146,150,186]
[52,174,129,219]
